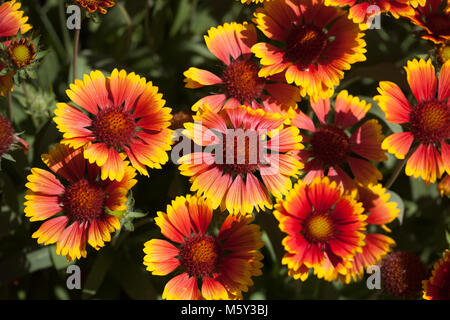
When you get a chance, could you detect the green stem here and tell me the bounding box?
[7,92,13,122]
[385,148,415,189]
[73,28,80,82]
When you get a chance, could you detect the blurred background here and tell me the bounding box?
[0,0,448,299]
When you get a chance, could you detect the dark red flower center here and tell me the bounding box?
[221,59,265,103]
[381,251,427,298]
[0,115,14,158]
[62,179,106,221]
[218,130,262,175]
[409,100,450,144]
[285,24,328,68]
[310,125,351,166]
[92,106,136,150]
[179,233,221,278]
[303,213,335,243]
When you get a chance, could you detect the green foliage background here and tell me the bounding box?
[0,0,448,300]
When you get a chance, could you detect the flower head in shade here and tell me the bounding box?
[274,177,367,281]
[251,0,366,101]
[75,0,115,14]
[438,174,450,196]
[0,63,14,96]
[25,144,137,261]
[0,113,28,160]
[184,22,301,116]
[0,114,14,158]
[0,0,32,38]
[54,69,173,182]
[143,194,264,300]
[178,105,304,216]
[406,0,449,44]
[315,183,398,283]
[381,251,427,298]
[437,41,450,65]
[324,0,414,30]
[374,58,450,184]
[423,249,450,300]
[292,90,387,191]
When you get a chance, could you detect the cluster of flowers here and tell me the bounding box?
[0,0,447,300]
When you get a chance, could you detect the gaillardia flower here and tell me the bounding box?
[406,0,449,44]
[437,41,450,65]
[324,0,414,30]
[7,37,36,68]
[0,113,28,159]
[75,0,115,14]
[374,59,450,184]
[184,22,300,115]
[54,69,173,182]
[178,105,304,215]
[274,177,367,281]
[423,249,450,300]
[25,144,137,261]
[0,114,15,158]
[292,90,386,190]
[438,174,450,196]
[251,0,366,101]
[315,183,398,283]
[0,0,32,38]
[143,194,264,300]
[381,251,427,298]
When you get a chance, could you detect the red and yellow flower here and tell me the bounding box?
[7,37,36,68]
[423,249,450,300]
[143,194,264,300]
[0,0,32,38]
[438,174,450,196]
[274,177,367,281]
[75,0,115,14]
[54,69,173,182]
[406,0,450,44]
[374,58,450,184]
[292,90,386,190]
[184,22,300,116]
[25,144,137,261]
[178,105,304,215]
[251,0,366,101]
[316,183,398,283]
[324,0,414,30]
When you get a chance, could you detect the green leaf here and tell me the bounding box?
[125,211,148,219]
[105,207,127,219]
[170,0,191,37]
[112,258,157,300]
[82,247,115,299]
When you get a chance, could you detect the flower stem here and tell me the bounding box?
[7,92,13,122]
[73,28,80,82]
[385,148,415,189]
